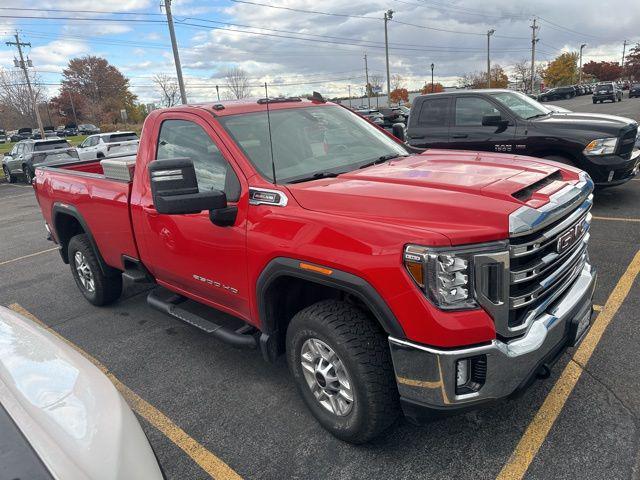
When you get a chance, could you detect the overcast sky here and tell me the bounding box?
[0,0,639,103]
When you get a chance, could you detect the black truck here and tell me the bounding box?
[399,89,639,187]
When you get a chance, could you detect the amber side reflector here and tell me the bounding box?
[405,260,425,288]
[299,262,333,276]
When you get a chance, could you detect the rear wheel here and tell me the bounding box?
[564,94,571,99]
[286,300,399,443]
[3,166,16,183]
[68,234,122,306]
[22,166,33,184]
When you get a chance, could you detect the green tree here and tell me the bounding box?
[625,43,640,80]
[544,52,579,87]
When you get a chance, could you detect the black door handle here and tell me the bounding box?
[451,134,468,139]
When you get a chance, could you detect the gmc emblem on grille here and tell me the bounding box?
[556,222,584,254]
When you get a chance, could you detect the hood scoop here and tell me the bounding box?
[512,171,563,202]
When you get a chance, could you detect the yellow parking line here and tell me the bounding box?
[496,249,640,480]
[0,247,58,266]
[593,304,602,312]
[9,303,243,480]
[592,216,640,223]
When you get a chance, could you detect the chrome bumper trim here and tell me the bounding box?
[389,261,596,408]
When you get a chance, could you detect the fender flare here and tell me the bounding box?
[51,203,115,275]
[256,257,406,338]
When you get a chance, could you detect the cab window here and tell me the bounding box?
[455,97,501,126]
[417,98,449,126]
[156,119,241,201]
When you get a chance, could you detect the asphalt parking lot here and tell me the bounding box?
[1,97,639,480]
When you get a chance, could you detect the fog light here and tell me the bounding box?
[456,359,469,387]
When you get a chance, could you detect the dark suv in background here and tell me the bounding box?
[629,83,640,98]
[538,86,576,101]
[2,138,78,184]
[593,83,623,103]
[400,89,639,187]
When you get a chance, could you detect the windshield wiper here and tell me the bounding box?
[527,112,551,120]
[359,153,408,169]
[288,171,340,184]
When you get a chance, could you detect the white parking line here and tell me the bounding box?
[0,248,58,266]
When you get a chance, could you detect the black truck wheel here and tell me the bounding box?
[68,234,122,306]
[286,300,399,443]
[22,166,33,184]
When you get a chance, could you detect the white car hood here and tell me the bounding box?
[0,306,163,480]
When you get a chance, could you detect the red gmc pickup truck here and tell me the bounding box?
[33,97,596,443]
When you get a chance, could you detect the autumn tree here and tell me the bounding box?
[623,43,640,80]
[225,67,251,99]
[389,88,409,104]
[153,74,180,107]
[49,89,87,125]
[460,65,509,89]
[368,74,383,96]
[390,74,404,91]
[58,56,136,124]
[581,61,623,82]
[421,83,444,94]
[543,52,579,87]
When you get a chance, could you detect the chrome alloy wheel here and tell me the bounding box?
[74,251,95,293]
[300,338,354,416]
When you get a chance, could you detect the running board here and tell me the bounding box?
[147,289,257,349]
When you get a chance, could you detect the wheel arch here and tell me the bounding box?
[52,203,115,275]
[256,257,405,360]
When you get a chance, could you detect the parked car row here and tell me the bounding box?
[353,106,410,128]
[538,84,593,101]
[2,131,139,184]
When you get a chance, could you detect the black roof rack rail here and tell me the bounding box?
[257,96,302,105]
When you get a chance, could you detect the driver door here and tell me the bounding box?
[137,113,251,321]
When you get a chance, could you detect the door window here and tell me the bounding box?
[156,119,241,201]
[455,97,501,126]
[416,98,449,126]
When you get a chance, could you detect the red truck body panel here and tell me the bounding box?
[33,100,583,348]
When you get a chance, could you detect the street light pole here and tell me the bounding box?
[579,43,587,84]
[430,63,434,92]
[363,53,371,110]
[487,29,495,88]
[163,0,188,104]
[622,39,629,79]
[384,9,393,106]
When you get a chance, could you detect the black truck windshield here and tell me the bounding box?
[219,105,408,183]
[490,91,551,119]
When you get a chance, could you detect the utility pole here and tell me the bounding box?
[487,29,495,88]
[530,18,539,93]
[348,84,352,108]
[430,63,434,92]
[6,32,44,139]
[363,53,371,109]
[579,43,587,84]
[384,10,393,106]
[163,0,188,104]
[622,40,629,79]
[67,90,78,126]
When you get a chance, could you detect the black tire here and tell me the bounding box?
[22,166,33,184]
[68,234,122,306]
[544,155,575,166]
[286,300,400,444]
[592,99,596,104]
[564,94,571,99]
[3,166,16,183]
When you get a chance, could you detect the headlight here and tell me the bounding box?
[583,137,617,156]
[403,245,476,310]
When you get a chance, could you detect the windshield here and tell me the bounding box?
[34,140,70,151]
[219,105,408,183]
[490,91,551,119]
[107,132,138,143]
[597,84,613,92]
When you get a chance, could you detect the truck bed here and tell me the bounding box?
[34,157,139,270]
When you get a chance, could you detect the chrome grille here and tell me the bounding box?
[617,125,638,160]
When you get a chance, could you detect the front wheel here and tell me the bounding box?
[68,234,122,306]
[564,94,571,99]
[3,166,16,183]
[286,300,400,443]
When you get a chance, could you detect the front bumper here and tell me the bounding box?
[389,261,596,417]
[583,149,640,186]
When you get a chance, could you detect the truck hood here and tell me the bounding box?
[286,150,578,245]
[533,112,637,136]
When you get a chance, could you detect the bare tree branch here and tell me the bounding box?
[153,74,180,107]
[0,68,45,129]
[225,67,251,99]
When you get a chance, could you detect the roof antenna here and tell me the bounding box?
[264,82,277,185]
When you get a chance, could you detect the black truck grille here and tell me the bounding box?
[507,198,592,330]
[617,125,638,160]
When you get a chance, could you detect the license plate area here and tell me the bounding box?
[568,308,592,347]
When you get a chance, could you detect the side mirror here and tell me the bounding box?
[481,114,504,127]
[392,123,406,142]
[149,158,227,215]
